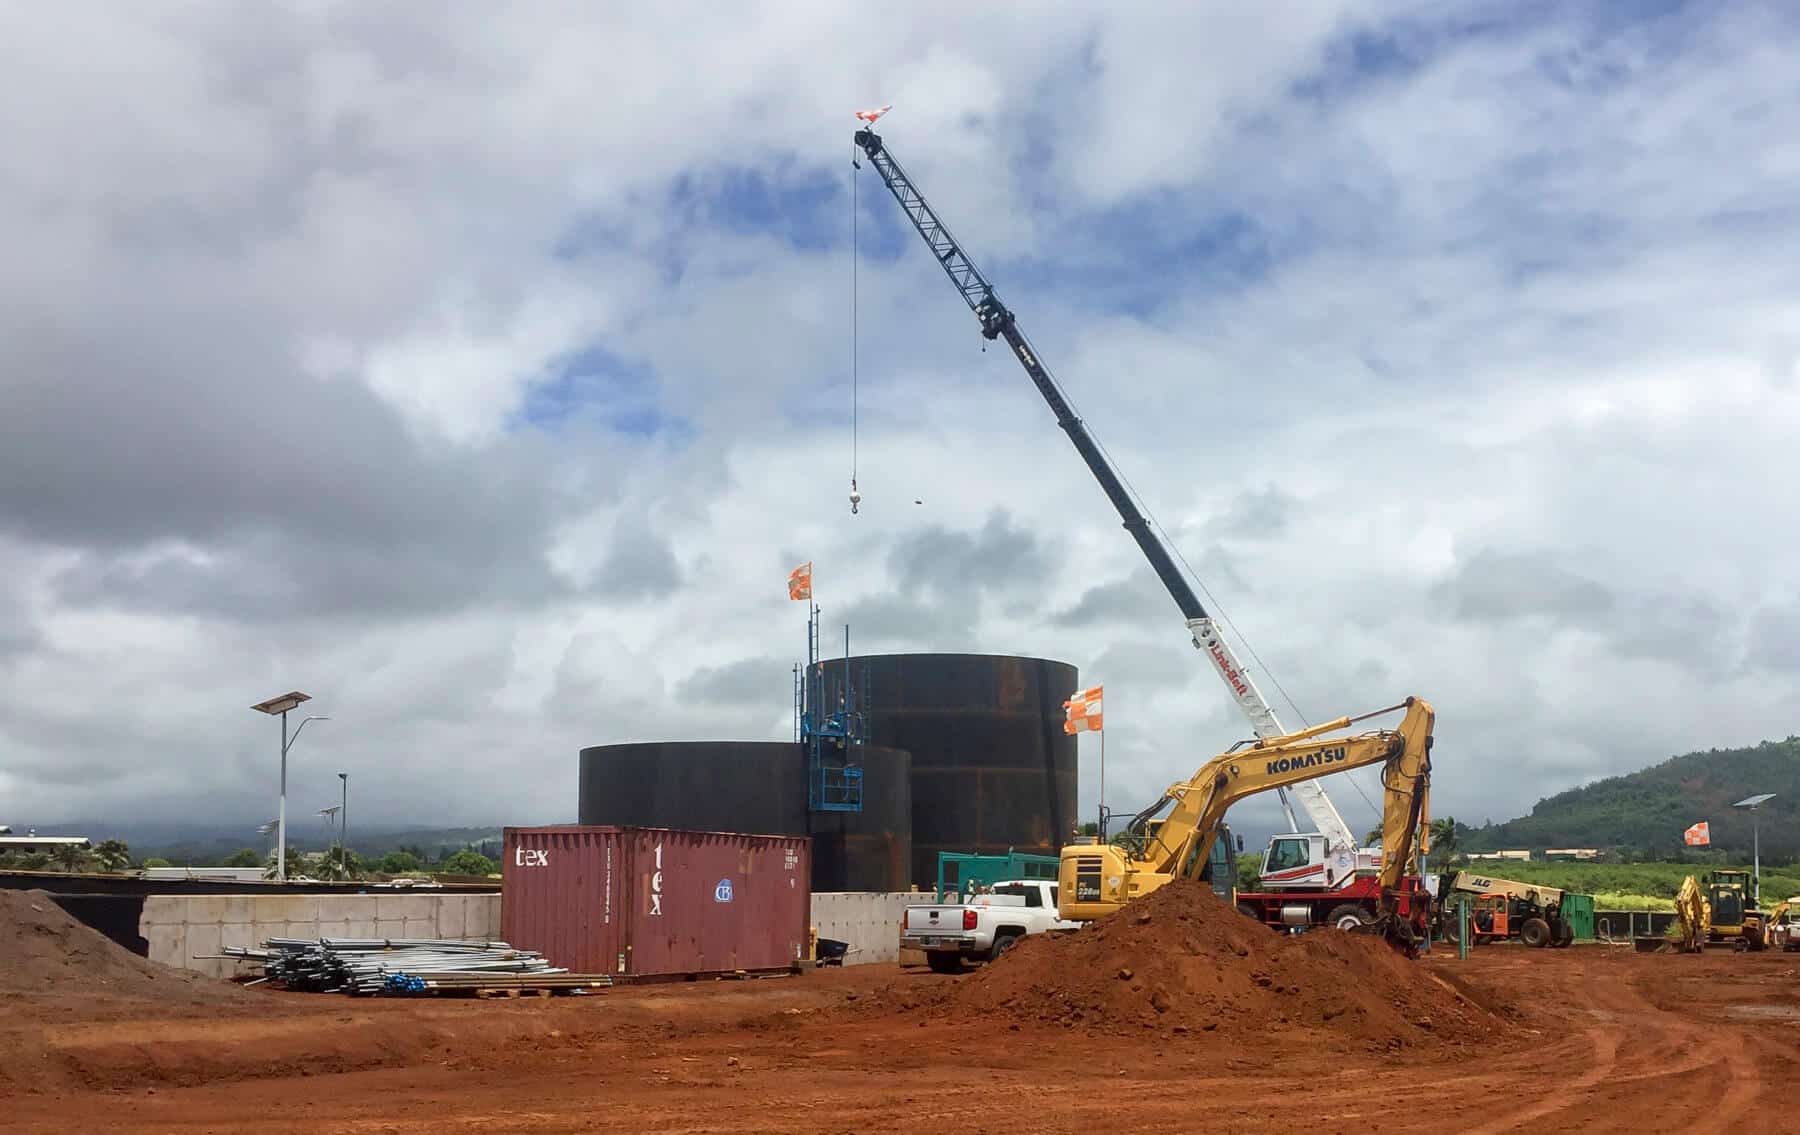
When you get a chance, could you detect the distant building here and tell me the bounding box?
[1467,849,1532,862]
[139,866,267,883]
[0,835,91,855]
[1544,848,1600,861]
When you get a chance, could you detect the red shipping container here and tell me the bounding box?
[501,825,811,979]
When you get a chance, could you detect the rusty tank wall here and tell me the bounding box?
[805,745,911,894]
[576,741,913,893]
[820,653,1078,889]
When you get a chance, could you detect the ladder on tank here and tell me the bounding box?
[795,606,866,813]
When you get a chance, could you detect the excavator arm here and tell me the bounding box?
[1674,874,1710,952]
[1060,697,1435,950]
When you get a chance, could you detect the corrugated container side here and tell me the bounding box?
[502,827,623,975]
[622,828,811,977]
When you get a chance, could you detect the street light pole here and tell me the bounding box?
[338,772,348,860]
[1733,793,1776,908]
[252,692,329,884]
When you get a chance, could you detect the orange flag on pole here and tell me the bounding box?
[787,562,813,601]
[1683,821,1710,847]
[1063,685,1104,734]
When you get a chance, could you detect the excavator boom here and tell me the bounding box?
[1060,697,1435,951]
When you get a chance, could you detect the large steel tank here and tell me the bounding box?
[576,741,913,893]
[821,653,1078,888]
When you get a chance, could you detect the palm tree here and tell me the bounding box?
[93,839,131,872]
[314,846,362,882]
[1363,827,1383,848]
[53,843,90,873]
[1428,817,1460,870]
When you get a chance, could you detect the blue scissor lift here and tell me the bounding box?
[793,605,867,813]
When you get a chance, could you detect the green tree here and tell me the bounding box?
[17,852,50,871]
[378,850,421,875]
[222,848,263,868]
[441,849,496,876]
[141,857,173,869]
[53,843,90,873]
[1236,857,1262,893]
[1363,827,1383,847]
[263,847,308,879]
[314,846,363,881]
[1428,817,1460,871]
[93,839,132,872]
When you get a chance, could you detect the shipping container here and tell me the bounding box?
[501,826,811,980]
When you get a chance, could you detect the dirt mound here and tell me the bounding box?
[863,880,1516,1050]
[0,889,252,1007]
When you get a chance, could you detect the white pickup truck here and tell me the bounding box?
[901,879,1078,974]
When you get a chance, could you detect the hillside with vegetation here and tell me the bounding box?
[1461,736,1800,860]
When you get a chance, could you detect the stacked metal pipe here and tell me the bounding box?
[223,936,612,996]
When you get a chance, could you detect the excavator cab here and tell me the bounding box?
[1703,870,1764,950]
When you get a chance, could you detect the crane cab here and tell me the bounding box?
[1258,832,1372,891]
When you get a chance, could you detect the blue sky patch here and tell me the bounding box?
[512,344,689,444]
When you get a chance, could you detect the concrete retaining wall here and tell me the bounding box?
[141,893,502,979]
[148,891,917,978]
[810,891,916,966]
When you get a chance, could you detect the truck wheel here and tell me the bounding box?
[1325,904,1370,931]
[1236,902,1263,924]
[1437,915,1461,947]
[926,951,963,975]
[989,933,1020,963]
[1551,920,1575,948]
[1520,917,1551,948]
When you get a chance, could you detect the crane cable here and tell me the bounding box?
[1055,367,1386,828]
[849,142,861,514]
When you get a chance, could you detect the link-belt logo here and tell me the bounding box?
[1266,745,1348,776]
[1206,641,1250,697]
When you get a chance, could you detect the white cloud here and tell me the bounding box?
[1,3,1797,847]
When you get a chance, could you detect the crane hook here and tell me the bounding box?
[849,479,861,515]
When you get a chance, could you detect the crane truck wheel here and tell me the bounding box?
[1325,904,1371,931]
[1520,917,1552,948]
[1551,920,1575,948]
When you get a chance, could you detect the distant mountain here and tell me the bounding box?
[1462,737,1800,859]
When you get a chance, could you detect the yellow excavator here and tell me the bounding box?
[1057,696,1435,955]
[1666,871,1768,952]
[1767,900,1795,951]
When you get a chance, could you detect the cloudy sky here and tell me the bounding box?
[3,1,1797,842]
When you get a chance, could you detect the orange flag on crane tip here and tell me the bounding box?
[854,104,893,125]
[787,562,813,601]
[1063,685,1103,734]
[1683,821,1710,847]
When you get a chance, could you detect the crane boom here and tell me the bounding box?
[854,127,1357,850]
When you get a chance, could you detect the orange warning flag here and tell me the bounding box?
[854,104,893,125]
[1063,685,1103,734]
[1683,821,1710,847]
[787,562,813,601]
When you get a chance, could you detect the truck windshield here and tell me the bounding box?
[993,885,1042,907]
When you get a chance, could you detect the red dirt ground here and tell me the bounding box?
[1,892,1796,1133]
[853,879,1518,1052]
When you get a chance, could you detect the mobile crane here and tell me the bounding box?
[1059,697,1437,954]
[853,124,1389,893]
